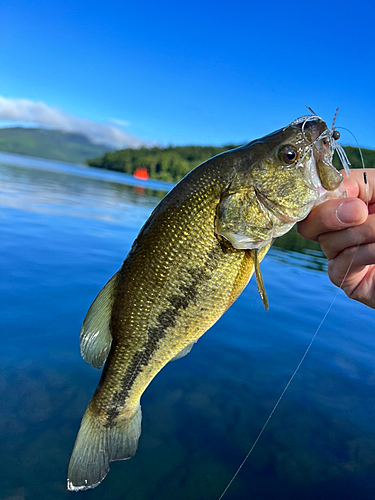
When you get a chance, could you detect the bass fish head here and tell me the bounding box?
[216,115,346,250]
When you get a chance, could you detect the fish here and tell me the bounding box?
[67,114,346,491]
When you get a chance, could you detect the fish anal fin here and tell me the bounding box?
[80,272,118,369]
[67,403,142,491]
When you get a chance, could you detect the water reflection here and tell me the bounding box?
[0,151,174,191]
[0,160,166,226]
[273,226,327,271]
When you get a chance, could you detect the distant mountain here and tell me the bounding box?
[0,127,113,164]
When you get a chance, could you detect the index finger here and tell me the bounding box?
[343,169,375,204]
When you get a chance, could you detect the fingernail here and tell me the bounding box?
[336,201,364,224]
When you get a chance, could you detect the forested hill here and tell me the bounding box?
[88,144,375,184]
[88,145,238,183]
[0,127,113,164]
[332,146,375,172]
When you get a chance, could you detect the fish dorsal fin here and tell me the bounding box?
[251,249,269,311]
[80,272,118,368]
[170,341,197,361]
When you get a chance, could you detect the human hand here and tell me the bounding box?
[297,169,375,309]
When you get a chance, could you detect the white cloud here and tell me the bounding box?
[0,96,146,149]
[109,118,131,127]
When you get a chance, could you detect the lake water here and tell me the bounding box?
[1,151,375,500]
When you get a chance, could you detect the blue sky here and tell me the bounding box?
[0,0,374,149]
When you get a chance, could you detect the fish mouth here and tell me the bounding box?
[310,129,344,193]
[255,189,314,223]
[294,116,344,194]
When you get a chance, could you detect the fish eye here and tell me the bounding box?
[279,145,298,165]
[332,130,340,140]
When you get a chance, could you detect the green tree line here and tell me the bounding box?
[88,144,375,184]
[87,145,239,183]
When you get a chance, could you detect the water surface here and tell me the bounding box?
[1,152,375,500]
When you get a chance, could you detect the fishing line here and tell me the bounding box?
[217,260,355,500]
[217,128,368,500]
[336,126,366,173]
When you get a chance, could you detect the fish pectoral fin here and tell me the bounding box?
[252,249,269,311]
[67,402,142,491]
[170,341,197,361]
[80,272,119,368]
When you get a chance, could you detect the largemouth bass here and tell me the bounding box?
[67,115,345,491]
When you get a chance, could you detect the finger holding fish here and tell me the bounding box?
[297,197,367,243]
[346,168,375,207]
[297,172,370,242]
[327,240,375,308]
[319,210,375,309]
[298,169,375,308]
[319,211,375,261]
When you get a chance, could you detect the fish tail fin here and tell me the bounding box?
[67,403,142,491]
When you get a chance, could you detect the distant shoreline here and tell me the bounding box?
[0,151,174,192]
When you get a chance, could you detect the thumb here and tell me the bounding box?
[335,199,368,225]
[297,198,368,241]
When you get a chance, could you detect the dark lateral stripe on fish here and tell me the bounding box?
[103,251,223,427]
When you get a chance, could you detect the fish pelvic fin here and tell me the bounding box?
[170,340,197,361]
[67,402,142,491]
[252,249,269,311]
[80,272,119,369]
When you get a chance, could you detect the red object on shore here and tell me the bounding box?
[133,167,149,180]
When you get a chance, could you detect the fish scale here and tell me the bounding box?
[67,115,346,491]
